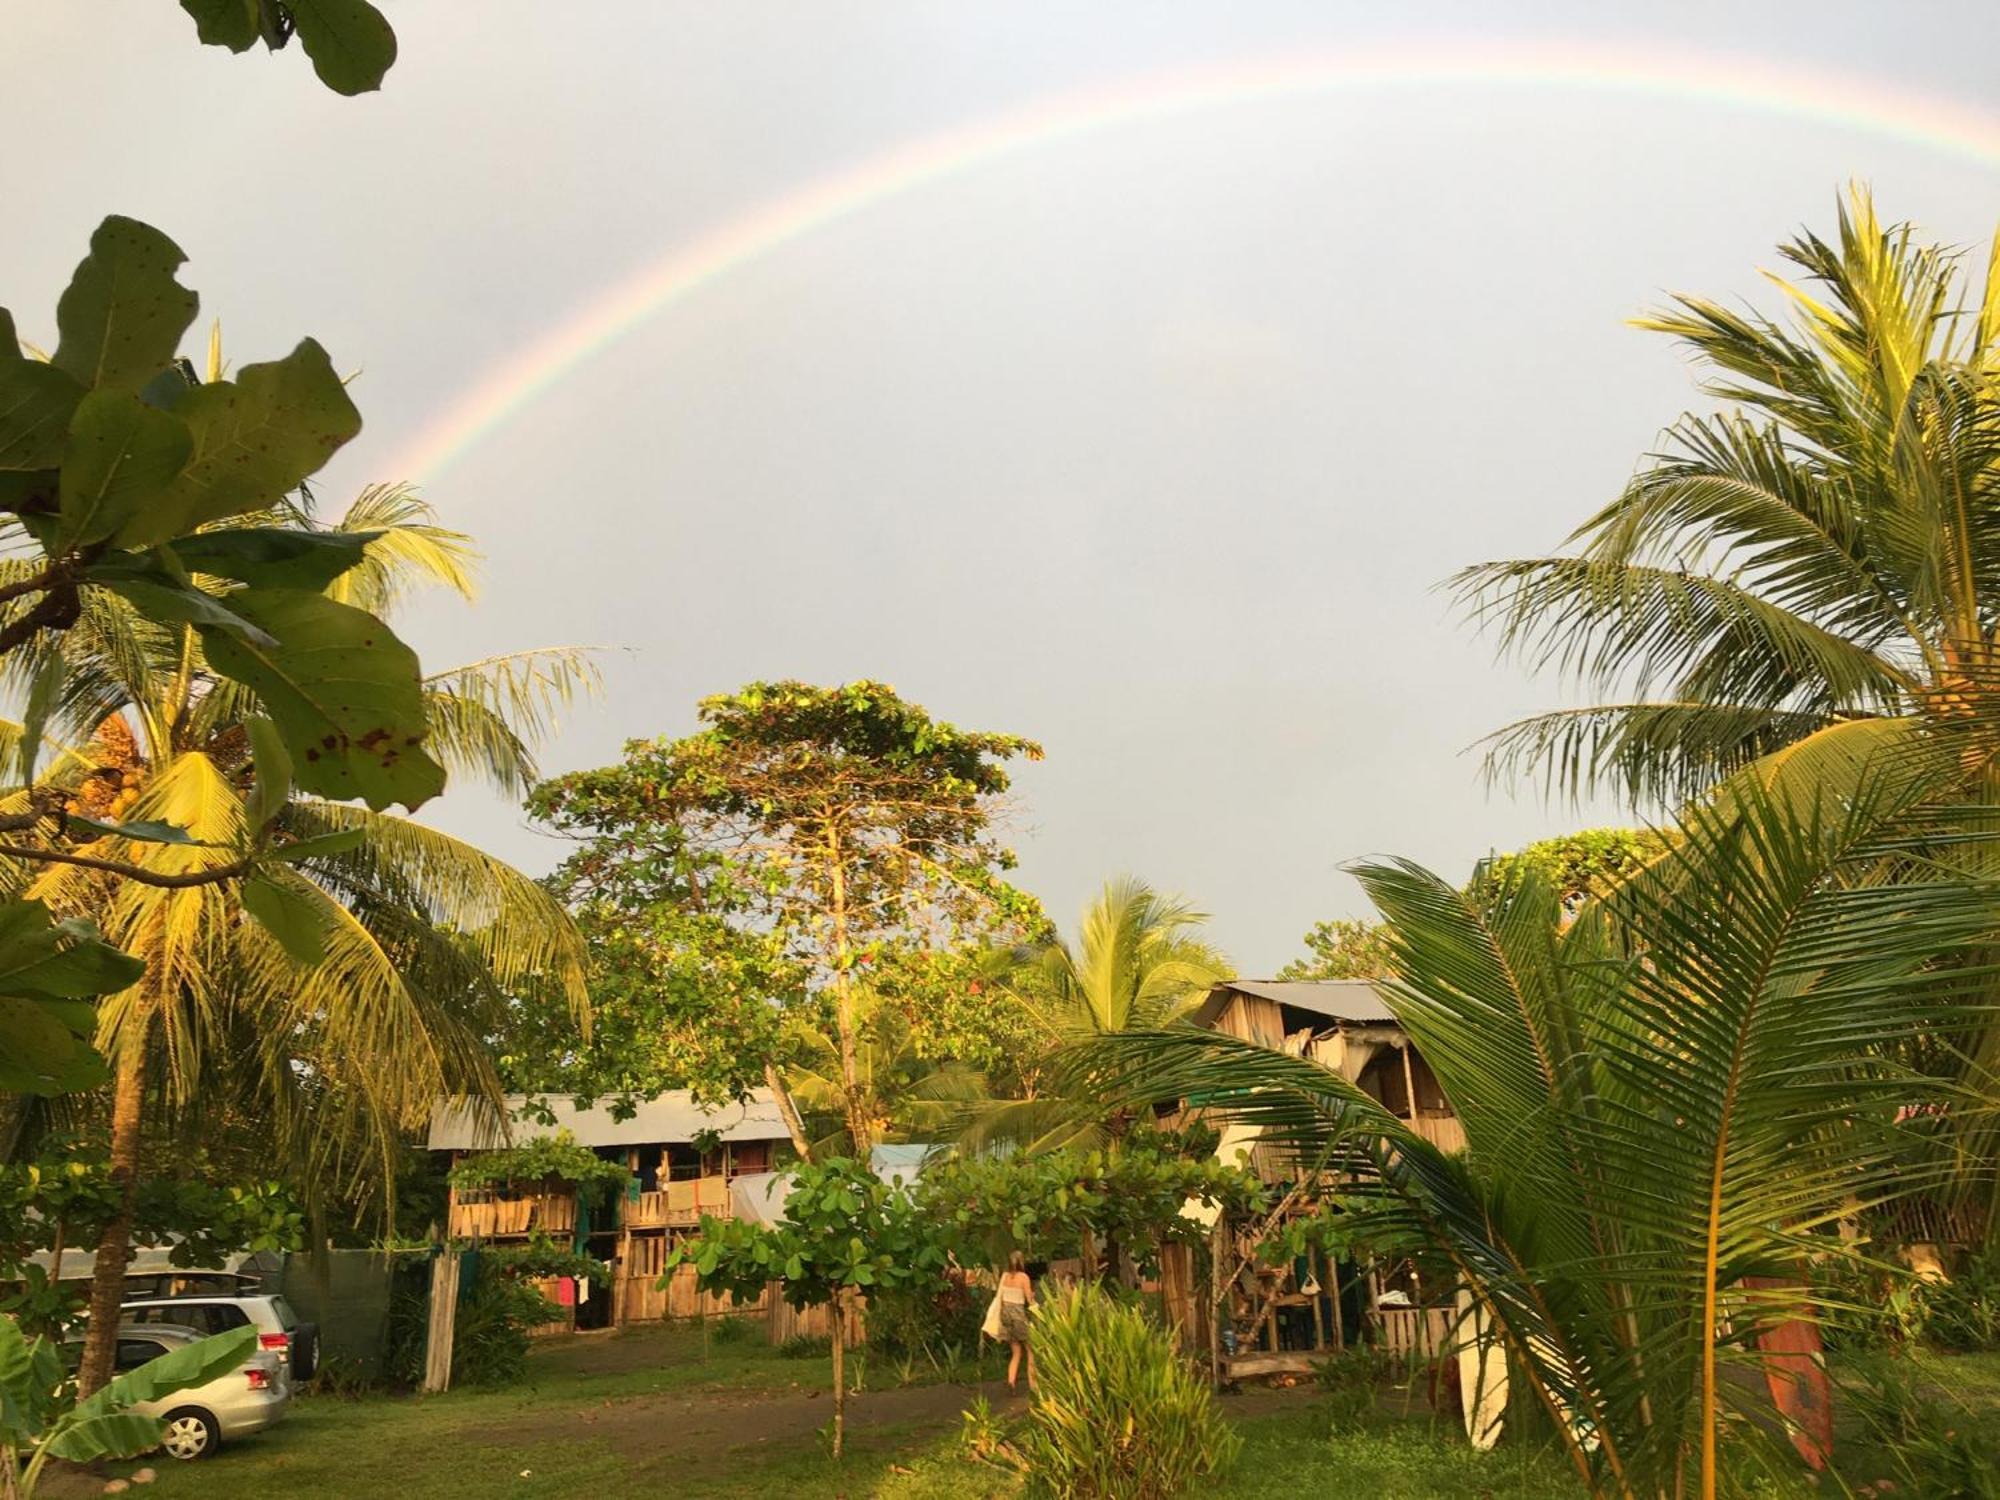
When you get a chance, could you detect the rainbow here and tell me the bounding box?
[386,38,2000,482]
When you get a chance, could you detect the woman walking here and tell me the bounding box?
[999,1251,1036,1393]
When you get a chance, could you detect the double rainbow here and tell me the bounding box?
[386,38,2000,482]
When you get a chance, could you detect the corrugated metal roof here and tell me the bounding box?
[1196,979,1399,1028]
[427,1090,790,1151]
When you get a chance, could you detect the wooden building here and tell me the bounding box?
[1183,979,1464,1377]
[427,1090,795,1331]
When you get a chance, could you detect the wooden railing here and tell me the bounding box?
[620,1175,731,1228]
[447,1190,577,1239]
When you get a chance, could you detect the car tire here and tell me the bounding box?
[292,1322,319,1382]
[159,1407,220,1461]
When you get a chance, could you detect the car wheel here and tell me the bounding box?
[159,1407,220,1461]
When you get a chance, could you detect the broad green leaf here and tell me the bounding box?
[70,1326,257,1425]
[52,217,199,395]
[43,1410,164,1463]
[268,826,367,862]
[65,815,210,846]
[84,555,277,647]
[0,903,145,1000]
[171,526,374,589]
[120,339,361,548]
[179,0,260,50]
[0,358,86,472]
[241,873,330,967]
[245,715,292,832]
[0,993,108,1094]
[0,308,17,361]
[286,0,398,95]
[197,589,445,811]
[58,390,193,546]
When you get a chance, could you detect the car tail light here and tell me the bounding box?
[260,1333,289,1352]
[245,1367,271,1390]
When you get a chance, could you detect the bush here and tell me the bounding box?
[778,1333,831,1360]
[384,1260,560,1389]
[1313,1346,1392,1431]
[708,1314,758,1346]
[1015,1284,1239,1499]
[868,1266,983,1370]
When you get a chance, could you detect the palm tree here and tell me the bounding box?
[964,877,1228,1153]
[781,991,989,1157]
[1455,187,2000,807]
[2,483,594,1392]
[1063,733,1999,1499]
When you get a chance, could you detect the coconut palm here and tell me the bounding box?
[781,992,989,1157]
[1063,732,2000,1500]
[1455,187,2000,807]
[963,877,1228,1153]
[0,483,594,1391]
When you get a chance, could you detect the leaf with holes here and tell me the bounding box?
[197,589,444,811]
[58,389,193,546]
[120,339,361,548]
[287,0,397,95]
[52,217,199,395]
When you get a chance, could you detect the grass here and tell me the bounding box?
[49,1330,2000,1500]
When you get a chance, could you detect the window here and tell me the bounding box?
[115,1338,170,1372]
[269,1296,297,1332]
[126,1302,249,1336]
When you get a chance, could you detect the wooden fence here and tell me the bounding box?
[614,1261,769,1324]
[768,1290,865,1348]
[1376,1305,1454,1362]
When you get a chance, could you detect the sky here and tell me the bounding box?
[10,2,2000,971]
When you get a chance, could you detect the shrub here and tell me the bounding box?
[384,1261,559,1389]
[868,1265,983,1371]
[1015,1284,1239,1499]
[708,1314,757,1346]
[1313,1346,1392,1431]
[778,1333,831,1360]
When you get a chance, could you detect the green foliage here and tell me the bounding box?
[444,1130,631,1197]
[490,1233,612,1290]
[1062,731,2000,1498]
[0,1317,256,1496]
[1312,1347,1395,1433]
[668,1158,952,1311]
[1839,1354,2000,1499]
[383,1260,560,1390]
[2,215,442,820]
[1275,917,1394,981]
[527,681,1042,1142]
[179,0,397,95]
[917,1136,1265,1267]
[777,1333,831,1360]
[1473,826,1670,908]
[0,898,144,1095]
[971,878,1229,1152]
[1015,1284,1239,1499]
[0,1150,302,1338]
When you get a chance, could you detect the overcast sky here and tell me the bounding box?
[11,3,2000,970]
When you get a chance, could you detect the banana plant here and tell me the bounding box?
[0,1319,255,1498]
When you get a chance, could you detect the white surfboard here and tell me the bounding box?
[1455,1287,1508,1450]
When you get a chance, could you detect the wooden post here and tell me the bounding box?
[1329,1253,1346,1353]
[422,1251,460,1393]
[1209,1216,1225,1389]
[830,1286,848,1459]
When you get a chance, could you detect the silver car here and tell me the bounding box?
[71,1324,289,1461]
[121,1293,318,1380]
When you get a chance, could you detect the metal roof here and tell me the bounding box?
[427,1090,790,1151]
[1193,979,1399,1029]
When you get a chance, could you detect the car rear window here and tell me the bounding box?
[269,1295,297,1331]
[115,1338,170,1372]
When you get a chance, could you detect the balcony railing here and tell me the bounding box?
[620,1175,731,1228]
[448,1189,576,1239]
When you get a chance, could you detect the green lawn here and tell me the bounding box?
[53,1327,2000,1500]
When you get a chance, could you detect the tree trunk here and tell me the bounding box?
[765,1063,813,1160]
[76,1043,147,1395]
[824,819,873,1160]
[830,1287,847,1458]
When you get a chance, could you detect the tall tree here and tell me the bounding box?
[530,681,1040,1157]
[1456,187,2000,807]
[967,877,1228,1152]
[8,483,591,1393]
